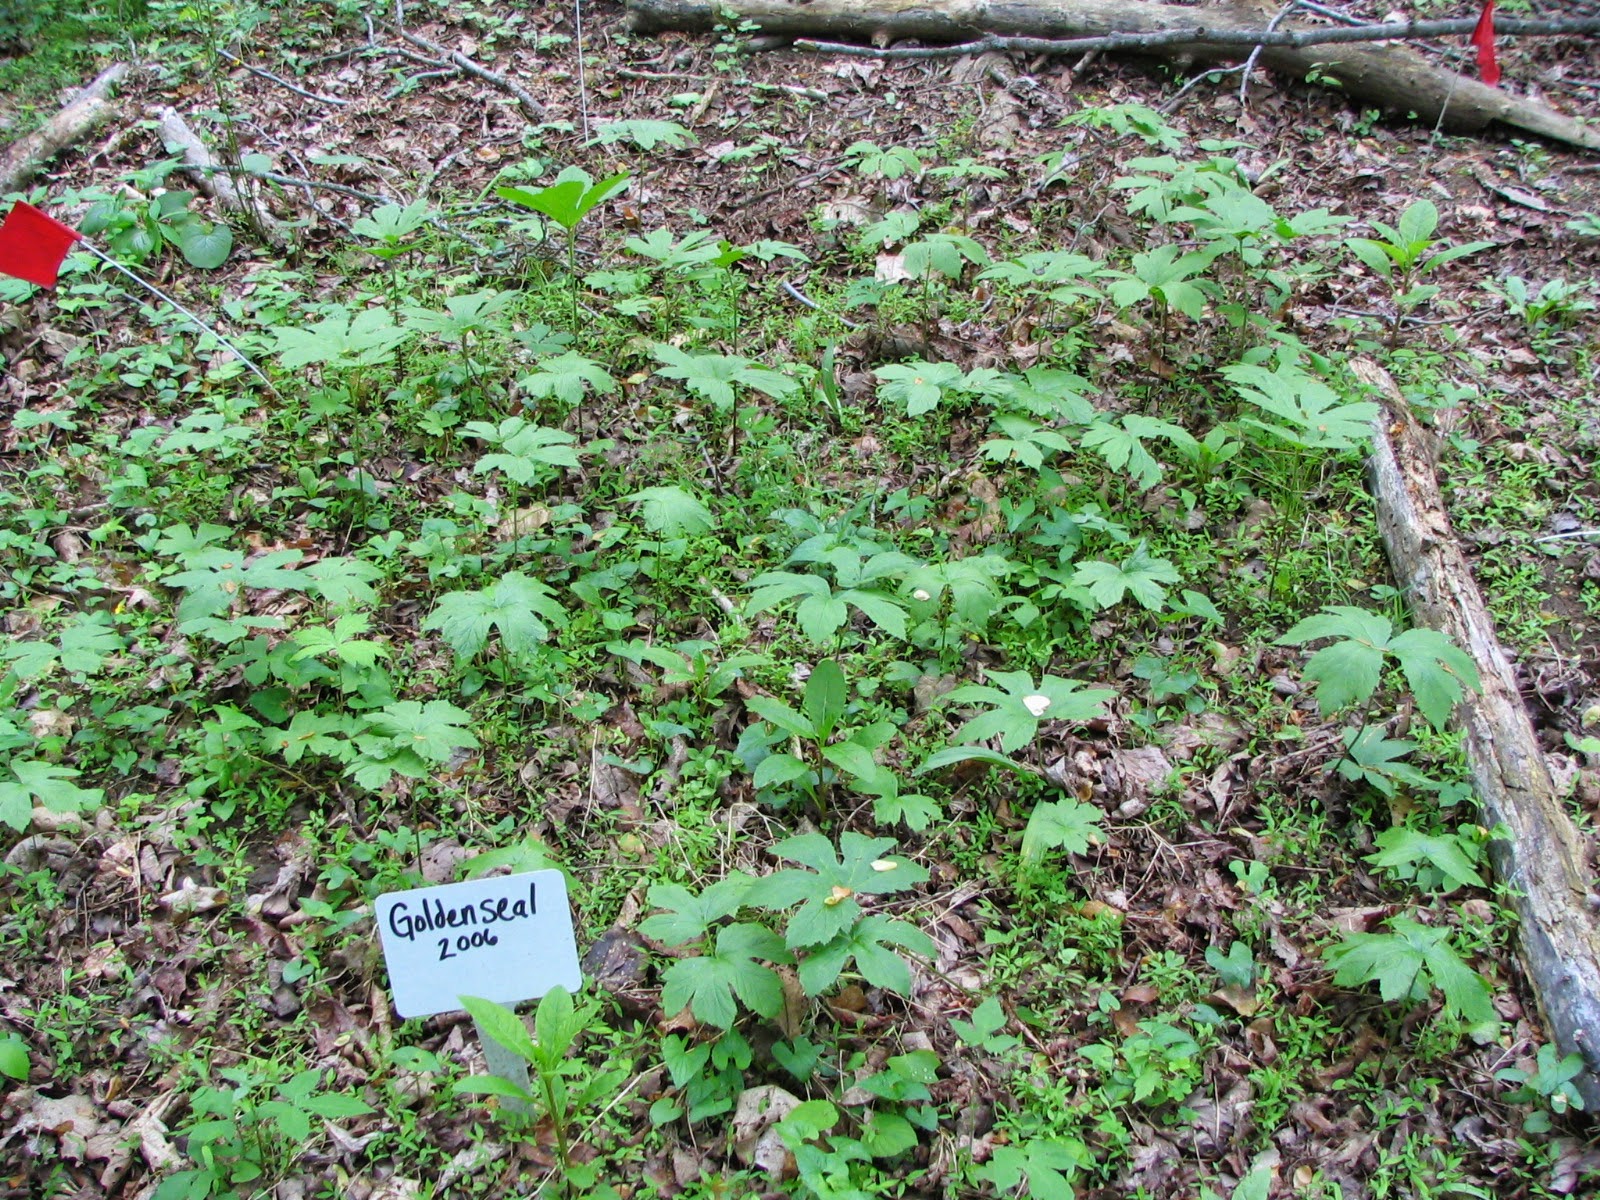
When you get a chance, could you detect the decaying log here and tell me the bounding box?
[624,0,1600,151]
[0,64,130,196]
[155,108,291,251]
[1355,358,1600,1109]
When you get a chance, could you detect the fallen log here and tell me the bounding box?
[623,0,1600,151]
[1355,357,1600,1109]
[0,64,131,196]
[155,108,292,251]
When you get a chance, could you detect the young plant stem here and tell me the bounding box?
[538,1066,574,1198]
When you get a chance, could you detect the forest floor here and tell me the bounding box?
[2,2,1600,1199]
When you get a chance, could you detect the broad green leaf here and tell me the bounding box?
[534,985,578,1063]
[460,995,536,1061]
[1071,542,1181,611]
[590,119,697,151]
[167,547,306,623]
[401,290,515,341]
[269,710,356,766]
[627,485,716,538]
[301,1091,374,1119]
[1337,726,1440,798]
[1278,606,1477,731]
[497,169,629,230]
[652,345,797,412]
[1327,916,1495,1024]
[518,352,616,409]
[170,219,232,269]
[745,693,817,740]
[751,832,928,950]
[821,739,894,794]
[754,753,813,789]
[803,659,847,739]
[1368,826,1484,891]
[946,670,1114,753]
[1080,415,1193,490]
[859,1110,918,1158]
[271,306,409,370]
[1,760,104,829]
[837,588,908,639]
[873,361,965,417]
[452,1073,536,1102]
[301,557,384,610]
[1021,798,1106,862]
[0,1035,28,1081]
[1388,628,1480,732]
[658,923,788,1027]
[363,700,477,765]
[467,419,581,483]
[639,876,754,945]
[1222,361,1378,452]
[915,745,1041,778]
[424,573,566,659]
[1397,199,1440,245]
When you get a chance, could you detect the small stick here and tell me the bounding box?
[781,279,861,330]
[614,67,714,81]
[1295,0,1362,24]
[386,22,546,120]
[78,242,278,395]
[1533,529,1600,544]
[1239,2,1299,107]
[216,48,349,106]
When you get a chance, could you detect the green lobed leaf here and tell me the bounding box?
[1021,798,1106,862]
[627,485,716,538]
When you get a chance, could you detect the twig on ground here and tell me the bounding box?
[1161,62,1248,114]
[179,162,395,204]
[1533,529,1600,544]
[753,81,829,101]
[1240,2,1300,106]
[1295,0,1364,25]
[687,80,720,125]
[384,69,455,100]
[729,161,839,212]
[983,54,1065,117]
[295,45,368,69]
[575,0,593,140]
[216,48,349,105]
[781,279,862,330]
[384,21,547,120]
[614,67,715,81]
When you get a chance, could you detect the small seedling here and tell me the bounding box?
[456,989,629,1198]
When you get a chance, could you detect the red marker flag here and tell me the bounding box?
[0,201,82,288]
[1471,1,1501,88]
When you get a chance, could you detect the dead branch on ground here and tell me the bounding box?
[382,21,547,121]
[625,0,1600,150]
[1357,357,1600,1109]
[0,64,131,196]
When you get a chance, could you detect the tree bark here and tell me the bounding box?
[624,0,1600,151]
[0,64,130,196]
[1355,358,1600,1110]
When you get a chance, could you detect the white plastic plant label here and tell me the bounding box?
[375,869,581,1019]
